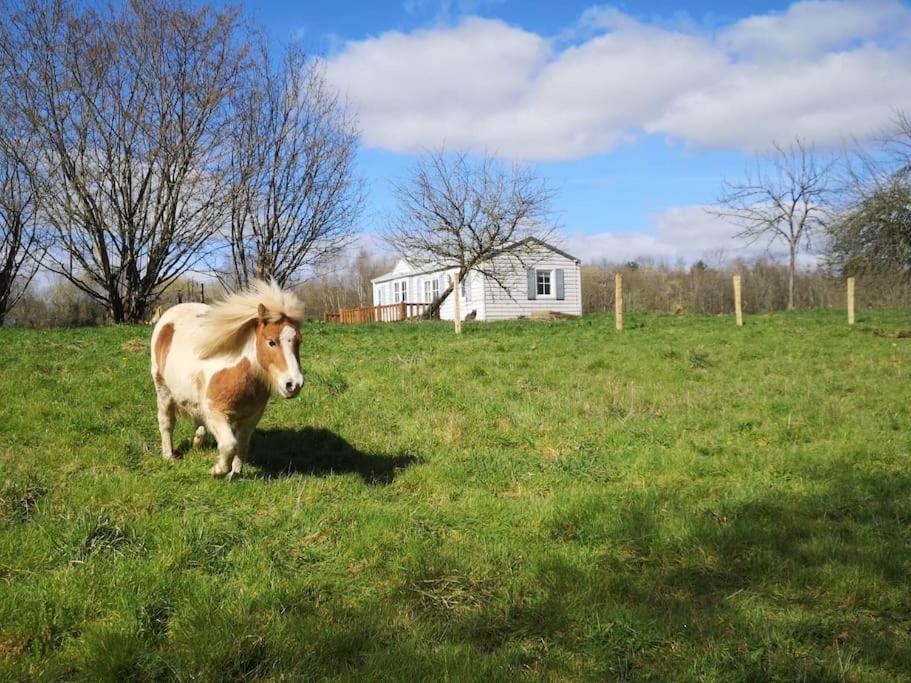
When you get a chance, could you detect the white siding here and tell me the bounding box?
[434,269,485,321]
[482,247,582,321]
[371,243,582,321]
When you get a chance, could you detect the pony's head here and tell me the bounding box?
[196,279,305,398]
[254,303,304,398]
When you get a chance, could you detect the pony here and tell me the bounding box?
[150,280,304,478]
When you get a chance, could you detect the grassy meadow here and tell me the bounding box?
[0,310,910,681]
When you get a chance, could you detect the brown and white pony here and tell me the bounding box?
[150,280,304,478]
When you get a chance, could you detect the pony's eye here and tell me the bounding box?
[268,340,277,348]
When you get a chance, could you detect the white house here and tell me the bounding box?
[371,237,582,321]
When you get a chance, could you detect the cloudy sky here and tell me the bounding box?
[244,0,911,264]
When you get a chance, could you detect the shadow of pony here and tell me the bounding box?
[247,427,419,484]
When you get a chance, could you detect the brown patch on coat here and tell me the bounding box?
[206,357,269,417]
[255,317,301,377]
[154,323,175,374]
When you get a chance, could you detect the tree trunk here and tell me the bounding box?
[108,293,126,324]
[0,280,9,325]
[452,272,462,334]
[787,245,796,311]
[424,284,454,319]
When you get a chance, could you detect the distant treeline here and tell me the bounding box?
[8,253,909,328]
[10,249,393,328]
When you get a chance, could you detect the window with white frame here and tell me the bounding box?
[536,270,553,297]
[423,280,431,303]
[377,286,384,305]
[432,278,439,301]
[393,280,408,302]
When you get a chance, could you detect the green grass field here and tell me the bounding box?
[1,310,910,681]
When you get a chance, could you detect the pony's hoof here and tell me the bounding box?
[162,453,177,461]
[210,465,229,478]
[226,470,241,482]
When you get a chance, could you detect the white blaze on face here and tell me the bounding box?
[279,325,304,398]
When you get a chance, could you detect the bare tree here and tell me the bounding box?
[386,150,556,323]
[223,45,363,289]
[713,140,835,310]
[827,112,911,279]
[0,0,250,322]
[0,142,42,325]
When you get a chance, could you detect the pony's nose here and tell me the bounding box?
[285,380,296,393]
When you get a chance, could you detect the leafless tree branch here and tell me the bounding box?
[710,139,835,310]
[218,44,363,290]
[385,149,557,317]
[0,0,250,321]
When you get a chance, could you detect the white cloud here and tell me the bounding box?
[325,0,911,159]
[718,0,909,59]
[565,205,820,265]
[649,46,911,151]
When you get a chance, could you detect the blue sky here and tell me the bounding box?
[237,0,911,264]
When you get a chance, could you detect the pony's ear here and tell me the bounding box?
[257,304,268,321]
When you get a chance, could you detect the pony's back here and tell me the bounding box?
[150,303,209,374]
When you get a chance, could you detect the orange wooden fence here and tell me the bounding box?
[324,302,432,324]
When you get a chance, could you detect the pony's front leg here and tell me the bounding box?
[229,418,259,480]
[228,429,251,480]
[207,415,237,478]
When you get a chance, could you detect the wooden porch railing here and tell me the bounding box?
[324,302,432,324]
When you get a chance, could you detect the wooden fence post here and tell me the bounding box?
[615,273,623,331]
[452,272,462,334]
[847,277,855,325]
[733,275,743,327]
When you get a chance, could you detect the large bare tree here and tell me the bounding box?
[0,142,42,325]
[386,150,556,325]
[714,140,835,310]
[222,45,363,289]
[0,0,250,322]
[827,112,911,279]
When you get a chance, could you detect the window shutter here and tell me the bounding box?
[555,269,565,300]
[527,269,536,300]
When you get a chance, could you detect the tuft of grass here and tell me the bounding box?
[311,370,349,396]
[0,480,46,523]
[121,338,148,353]
[73,517,143,564]
[687,348,713,369]
[1,310,910,680]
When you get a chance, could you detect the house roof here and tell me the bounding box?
[370,237,580,284]
[491,237,580,264]
[371,259,448,284]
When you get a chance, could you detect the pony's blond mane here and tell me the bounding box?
[195,279,304,359]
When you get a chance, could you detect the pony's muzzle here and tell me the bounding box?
[283,376,303,398]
